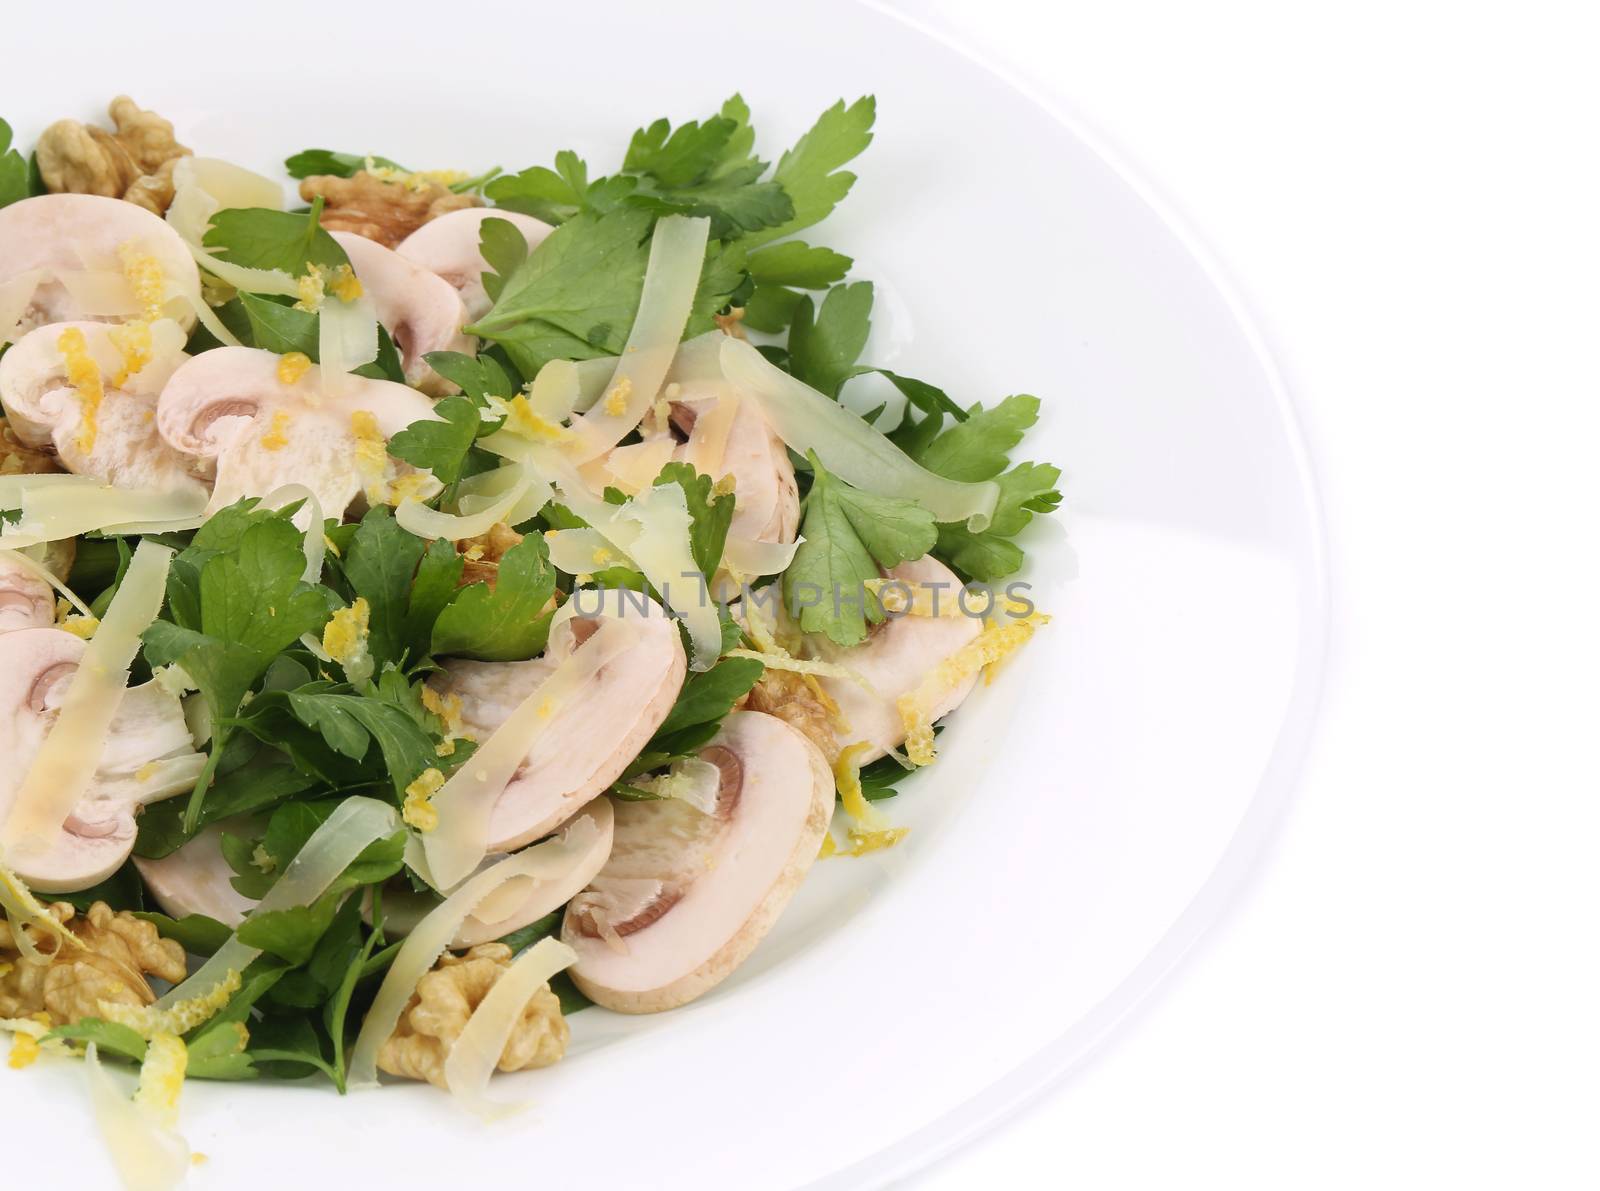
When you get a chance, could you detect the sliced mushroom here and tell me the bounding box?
[0,554,55,633]
[429,593,685,854]
[375,798,614,948]
[810,554,984,762]
[0,193,199,339]
[667,379,798,545]
[396,207,551,321]
[156,345,438,517]
[329,231,474,396]
[561,710,833,1013]
[0,319,204,495]
[0,626,203,892]
[133,819,263,928]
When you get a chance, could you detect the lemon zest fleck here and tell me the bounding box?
[277,352,312,386]
[104,970,243,1039]
[117,242,167,322]
[259,410,293,451]
[403,768,445,832]
[602,376,633,417]
[897,612,1048,766]
[57,326,105,455]
[133,1033,188,1126]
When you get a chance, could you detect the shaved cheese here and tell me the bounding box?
[166,157,298,299]
[664,330,731,388]
[443,937,578,1118]
[350,821,603,1090]
[720,337,1001,530]
[604,437,675,494]
[896,612,1047,766]
[318,292,380,398]
[158,798,399,1009]
[85,1044,190,1191]
[420,618,638,888]
[2,542,173,855]
[3,547,91,617]
[631,755,723,815]
[684,388,740,477]
[524,359,581,422]
[396,462,549,541]
[54,269,140,318]
[565,216,709,461]
[544,527,628,576]
[722,534,800,577]
[612,482,721,671]
[0,484,206,549]
[0,269,45,346]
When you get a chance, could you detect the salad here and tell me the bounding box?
[0,94,1060,1182]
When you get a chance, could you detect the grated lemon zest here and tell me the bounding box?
[328,264,363,303]
[106,319,153,387]
[295,265,327,313]
[117,242,168,322]
[133,1034,187,1127]
[57,326,105,455]
[506,395,571,442]
[602,376,633,416]
[7,1032,40,1069]
[403,768,445,833]
[829,741,907,856]
[61,614,99,640]
[259,410,292,451]
[104,970,242,1039]
[276,352,312,385]
[322,597,373,683]
[897,612,1048,766]
[350,410,391,503]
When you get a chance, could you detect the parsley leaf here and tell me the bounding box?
[915,394,1042,482]
[783,454,937,644]
[280,690,437,795]
[933,462,1063,581]
[743,284,805,333]
[143,503,337,829]
[204,205,348,275]
[742,97,876,248]
[653,461,734,577]
[387,398,481,485]
[789,281,874,397]
[284,149,405,180]
[431,534,556,661]
[485,149,591,225]
[339,507,428,670]
[640,655,765,760]
[746,240,852,288]
[470,208,653,368]
[0,117,29,209]
[237,293,406,383]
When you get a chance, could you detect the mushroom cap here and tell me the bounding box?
[329,231,474,396]
[430,592,686,855]
[813,553,985,762]
[377,797,614,948]
[0,554,56,634]
[133,819,263,928]
[396,208,551,322]
[0,627,199,893]
[0,194,199,335]
[155,345,438,517]
[671,380,798,544]
[561,710,834,1013]
[0,319,205,495]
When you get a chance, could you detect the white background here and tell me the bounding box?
[893,1,1600,1186]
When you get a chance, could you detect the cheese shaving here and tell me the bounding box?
[320,289,380,398]
[1,541,173,855]
[897,612,1048,766]
[524,359,580,422]
[720,337,1002,530]
[395,461,547,542]
[0,269,45,347]
[85,1043,191,1191]
[722,534,800,577]
[0,852,76,961]
[563,215,709,462]
[0,482,206,549]
[419,617,638,888]
[350,819,603,1090]
[443,937,579,1119]
[629,755,723,815]
[158,798,398,1010]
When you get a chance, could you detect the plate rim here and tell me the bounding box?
[809,5,1335,1186]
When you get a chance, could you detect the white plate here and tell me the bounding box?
[3,1,1327,1186]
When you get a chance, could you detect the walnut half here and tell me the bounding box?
[376,943,568,1089]
[34,97,191,214]
[0,902,187,1026]
[301,171,478,249]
